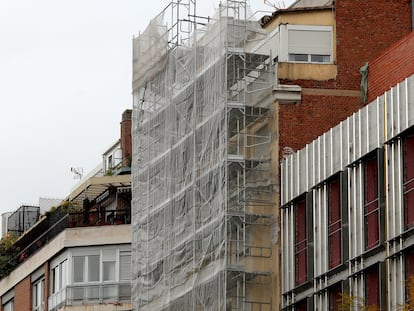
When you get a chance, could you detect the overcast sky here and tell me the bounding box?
[0,0,293,217]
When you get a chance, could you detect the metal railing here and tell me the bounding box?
[8,208,130,274]
[48,282,131,310]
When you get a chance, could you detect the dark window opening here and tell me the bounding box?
[364,155,380,249]
[295,197,308,286]
[295,299,308,311]
[328,175,342,269]
[406,249,414,303]
[365,265,380,308]
[329,283,342,311]
[404,133,414,228]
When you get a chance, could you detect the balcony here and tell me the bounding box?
[48,282,131,310]
[2,175,131,279]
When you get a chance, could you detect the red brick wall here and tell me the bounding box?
[14,277,31,311]
[279,95,362,154]
[335,0,412,90]
[367,32,414,102]
[279,1,412,154]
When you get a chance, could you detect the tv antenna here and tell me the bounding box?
[71,167,83,180]
[264,0,287,9]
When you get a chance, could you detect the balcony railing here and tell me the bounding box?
[7,207,130,276]
[68,209,131,227]
[48,282,131,310]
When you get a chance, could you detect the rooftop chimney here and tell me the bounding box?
[120,109,132,167]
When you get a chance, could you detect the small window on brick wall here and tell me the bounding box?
[328,175,342,269]
[288,26,333,64]
[33,277,45,311]
[295,196,308,286]
[364,154,380,249]
[404,132,414,228]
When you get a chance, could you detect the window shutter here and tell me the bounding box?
[288,29,332,55]
[102,249,116,262]
[120,253,132,281]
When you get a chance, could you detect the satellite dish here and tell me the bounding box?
[71,167,83,179]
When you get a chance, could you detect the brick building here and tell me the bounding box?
[0,110,133,311]
[258,0,413,155]
[281,33,414,309]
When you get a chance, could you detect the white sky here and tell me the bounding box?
[0,0,294,216]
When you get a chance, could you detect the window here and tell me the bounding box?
[108,155,113,169]
[73,255,101,283]
[33,277,45,311]
[119,251,131,281]
[364,154,380,249]
[3,300,13,311]
[405,249,414,305]
[365,265,380,308]
[329,284,342,310]
[404,132,414,228]
[88,255,100,282]
[51,260,67,294]
[328,175,342,269]
[295,196,308,286]
[102,249,116,282]
[73,256,85,283]
[288,26,332,64]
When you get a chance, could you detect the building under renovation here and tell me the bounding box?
[132,0,277,310]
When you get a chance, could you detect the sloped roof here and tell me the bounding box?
[290,0,334,8]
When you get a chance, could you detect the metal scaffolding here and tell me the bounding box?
[132,1,275,309]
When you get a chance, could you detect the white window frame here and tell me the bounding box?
[2,290,14,311]
[32,277,45,311]
[2,300,13,311]
[50,258,68,294]
[286,25,333,64]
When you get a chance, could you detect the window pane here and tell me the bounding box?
[88,255,100,282]
[51,268,57,293]
[73,256,85,283]
[103,261,116,281]
[311,54,330,63]
[33,278,44,310]
[289,53,308,62]
[61,260,67,288]
[3,300,13,311]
